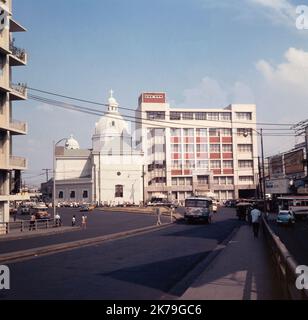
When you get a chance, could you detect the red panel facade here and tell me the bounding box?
[222,153,233,159]
[222,137,232,143]
[223,169,234,174]
[210,153,221,159]
[141,93,166,104]
[209,137,220,143]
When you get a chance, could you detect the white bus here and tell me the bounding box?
[184,197,214,223]
[277,196,308,218]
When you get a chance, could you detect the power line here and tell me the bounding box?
[28,94,297,137]
[26,86,296,127]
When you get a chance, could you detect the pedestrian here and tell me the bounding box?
[13,210,17,222]
[72,215,76,227]
[29,213,36,231]
[81,214,87,229]
[156,207,162,226]
[55,213,61,227]
[251,205,262,238]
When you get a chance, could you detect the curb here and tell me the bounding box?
[0,223,173,264]
[161,225,241,299]
[0,227,81,242]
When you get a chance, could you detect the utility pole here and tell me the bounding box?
[258,156,263,199]
[142,164,146,206]
[42,169,52,182]
[260,129,267,213]
[98,152,101,206]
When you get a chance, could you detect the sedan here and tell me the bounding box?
[276,210,295,226]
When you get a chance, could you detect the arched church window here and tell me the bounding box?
[115,185,123,198]
[70,190,76,199]
[112,121,115,127]
[58,191,64,199]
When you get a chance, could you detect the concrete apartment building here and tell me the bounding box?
[136,93,258,203]
[0,0,28,231]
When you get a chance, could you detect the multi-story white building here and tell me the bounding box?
[0,0,28,232]
[136,92,258,203]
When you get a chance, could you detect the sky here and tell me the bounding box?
[9,0,308,187]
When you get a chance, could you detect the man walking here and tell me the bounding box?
[251,205,262,238]
[156,207,162,226]
[81,214,87,230]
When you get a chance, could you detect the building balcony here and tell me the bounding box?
[9,83,27,100]
[9,18,26,33]
[9,119,27,135]
[9,42,27,66]
[9,156,27,170]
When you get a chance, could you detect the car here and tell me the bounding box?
[80,205,93,212]
[20,206,30,215]
[276,210,295,226]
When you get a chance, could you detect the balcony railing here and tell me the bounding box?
[10,119,27,132]
[9,156,27,169]
[10,41,27,63]
[10,83,27,98]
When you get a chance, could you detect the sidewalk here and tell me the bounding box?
[0,226,80,241]
[180,224,285,300]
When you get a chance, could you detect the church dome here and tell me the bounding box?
[65,135,80,150]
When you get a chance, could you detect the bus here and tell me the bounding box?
[184,197,214,223]
[277,196,308,219]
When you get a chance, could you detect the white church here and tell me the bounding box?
[51,91,144,205]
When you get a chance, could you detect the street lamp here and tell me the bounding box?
[243,128,267,213]
[53,138,67,220]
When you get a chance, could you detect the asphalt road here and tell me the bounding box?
[0,208,241,300]
[0,208,169,255]
[268,215,308,265]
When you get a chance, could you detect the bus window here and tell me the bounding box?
[185,199,211,208]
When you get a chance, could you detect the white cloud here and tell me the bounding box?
[248,0,296,26]
[179,77,255,108]
[36,103,54,112]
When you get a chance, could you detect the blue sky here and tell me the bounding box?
[10,0,308,186]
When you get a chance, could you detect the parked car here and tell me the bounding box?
[31,204,50,219]
[20,205,30,215]
[276,210,295,226]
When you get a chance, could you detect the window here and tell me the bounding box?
[171,160,181,168]
[197,175,208,185]
[239,176,254,184]
[111,121,115,127]
[195,112,207,120]
[184,128,194,136]
[58,191,64,199]
[179,178,185,186]
[185,177,193,185]
[223,160,233,168]
[213,177,219,184]
[210,144,220,152]
[196,144,208,152]
[222,144,233,152]
[172,144,182,152]
[236,112,252,120]
[237,128,252,137]
[210,160,221,169]
[238,160,253,168]
[184,160,195,168]
[83,190,88,198]
[147,111,165,120]
[182,112,194,120]
[197,160,209,169]
[226,177,234,185]
[220,113,231,121]
[196,128,207,136]
[184,144,194,152]
[238,144,252,153]
[209,128,220,137]
[220,177,226,185]
[115,185,124,198]
[171,128,181,137]
[70,191,75,199]
[172,178,177,186]
[170,112,181,120]
[207,112,219,121]
[221,128,232,136]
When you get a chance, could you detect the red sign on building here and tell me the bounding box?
[139,93,166,104]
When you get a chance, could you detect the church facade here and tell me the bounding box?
[53,92,144,205]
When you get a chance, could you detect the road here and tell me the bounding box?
[0,208,169,254]
[268,215,308,265]
[0,208,241,300]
